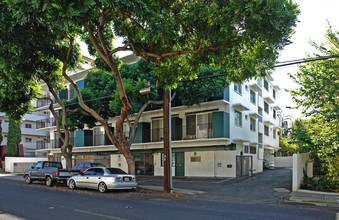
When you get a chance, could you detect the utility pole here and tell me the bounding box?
[163,89,172,193]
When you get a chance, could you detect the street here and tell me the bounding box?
[0,170,338,220]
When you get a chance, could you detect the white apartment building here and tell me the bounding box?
[0,111,49,157]
[35,55,281,177]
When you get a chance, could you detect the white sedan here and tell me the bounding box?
[67,167,137,193]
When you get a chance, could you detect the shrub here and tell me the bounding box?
[301,175,339,193]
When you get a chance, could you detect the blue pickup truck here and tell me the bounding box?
[24,161,80,186]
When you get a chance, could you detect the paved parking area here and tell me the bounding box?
[137,168,293,204]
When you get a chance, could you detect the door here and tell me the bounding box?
[175,152,185,176]
[236,156,252,177]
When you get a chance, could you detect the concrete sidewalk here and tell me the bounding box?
[289,189,339,207]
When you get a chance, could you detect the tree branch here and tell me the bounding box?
[109,40,132,57]
[85,24,107,62]
[98,8,112,55]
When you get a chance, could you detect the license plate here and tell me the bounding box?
[123,177,130,181]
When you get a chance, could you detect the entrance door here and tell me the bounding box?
[175,152,185,176]
[236,156,252,177]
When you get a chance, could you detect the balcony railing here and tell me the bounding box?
[35,99,51,108]
[36,117,56,129]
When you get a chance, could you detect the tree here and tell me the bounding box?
[278,136,297,156]
[7,0,299,174]
[289,24,339,179]
[0,2,82,168]
[6,117,21,157]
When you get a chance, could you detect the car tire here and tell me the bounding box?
[98,182,107,193]
[25,175,32,184]
[46,176,54,187]
[69,180,76,190]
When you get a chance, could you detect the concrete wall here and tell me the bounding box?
[275,156,293,168]
[292,153,310,191]
[110,154,129,173]
[5,157,48,173]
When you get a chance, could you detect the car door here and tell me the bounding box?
[31,161,44,179]
[77,168,95,188]
[87,168,105,189]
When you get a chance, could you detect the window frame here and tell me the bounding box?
[250,118,256,131]
[234,110,242,127]
[250,90,256,105]
[234,84,242,95]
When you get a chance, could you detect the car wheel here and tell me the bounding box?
[69,180,76,190]
[98,182,107,193]
[25,175,32,184]
[46,176,54,187]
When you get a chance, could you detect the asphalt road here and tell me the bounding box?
[0,171,338,220]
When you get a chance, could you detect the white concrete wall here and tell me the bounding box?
[153,153,175,176]
[214,151,237,177]
[110,154,129,173]
[292,153,310,191]
[5,157,48,173]
[275,156,293,168]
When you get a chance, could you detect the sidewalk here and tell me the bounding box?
[289,189,339,207]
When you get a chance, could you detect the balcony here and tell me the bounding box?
[35,99,51,108]
[36,117,56,129]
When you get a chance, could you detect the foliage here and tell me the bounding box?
[289,24,339,180]
[6,117,21,157]
[302,175,339,193]
[277,136,297,156]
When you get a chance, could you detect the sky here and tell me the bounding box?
[81,0,339,119]
[272,0,339,119]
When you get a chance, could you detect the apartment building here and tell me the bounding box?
[0,111,49,157]
[35,55,281,177]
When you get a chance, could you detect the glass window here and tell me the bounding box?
[35,162,44,169]
[273,89,276,99]
[93,168,104,175]
[273,109,276,119]
[264,102,269,114]
[250,118,256,131]
[258,133,263,143]
[234,84,242,95]
[250,90,256,104]
[264,125,269,136]
[152,118,163,142]
[250,146,256,154]
[257,78,262,88]
[186,115,196,139]
[273,130,277,139]
[197,113,212,139]
[107,168,126,174]
[234,110,242,127]
[25,138,32,143]
[244,145,249,153]
[25,124,32,129]
[264,79,269,91]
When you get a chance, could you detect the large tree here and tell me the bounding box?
[289,24,339,179]
[0,2,82,167]
[7,0,299,174]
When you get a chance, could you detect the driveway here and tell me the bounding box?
[137,167,292,204]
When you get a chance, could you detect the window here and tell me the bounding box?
[25,123,32,129]
[25,138,32,143]
[234,110,242,127]
[258,133,263,143]
[250,118,256,131]
[264,79,269,91]
[244,145,249,153]
[273,109,276,119]
[264,102,269,114]
[264,125,269,136]
[273,89,276,99]
[258,107,263,123]
[186,113,212,139]
[234,84,242,95]
[257,78,262,88]
[250,146,256,154]
[250,90,256,104]
[152,119,163,142]
[273,130,277,139]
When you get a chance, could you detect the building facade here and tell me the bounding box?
[35,56,281,177]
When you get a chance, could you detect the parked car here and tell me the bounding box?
[269,161,275,170]
[68,167,137,193]
[135,161,154,175]
[24,161,80,186]
[263,159,269,169]
[72,163,106,173]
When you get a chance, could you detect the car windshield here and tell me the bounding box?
[91,163,105,167]
[107,168,127,174]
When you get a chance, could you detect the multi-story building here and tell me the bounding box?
[35,55,281,177]
[0,111,49,157]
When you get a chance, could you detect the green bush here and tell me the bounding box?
[301,175,339,193]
